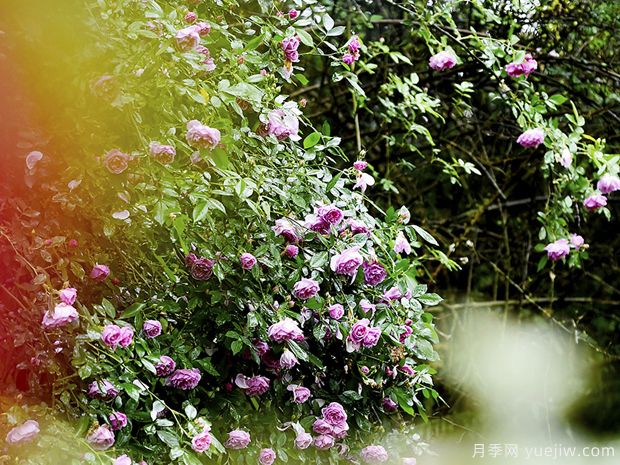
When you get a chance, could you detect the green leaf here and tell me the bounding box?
[120,302,146,319]
[296,29,313,47]
[303,132,321,149]
[157,430,179,448]
[417,293,443,306]
[411,225,439,246]
[192,201,210,223]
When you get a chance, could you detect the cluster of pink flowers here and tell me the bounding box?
[101,324,134,350]
[429,50,457,71]
[281,36,300,63]
[347,318,382,351]
[506,53,537,78]
[583,173,619,211]
[166,368,202,390]
[267,317,305,341]
[185,253,215,280]
[224,429,251,449]
[343,36,361,65]
[42,286,79,329]
[544,234,585,261]
[5,420,40,444]
[149,142,176,165]
[360,445,389,463]
[265,107,300,141]
[235,374,270,396]
[516,128,545,149]
[311,402,349,449]
[175,22,210,51]
[186,120,221,149]
[305,203,344,234]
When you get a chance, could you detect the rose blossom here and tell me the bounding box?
[516,128,545,148]
[360,445,389,463]
[103,149,130,174]
[281,36,300,62]
[240,253,257,270]
[5,420,39,444]
[235,374,270,396]
[196,22,210,36]
[348,219,371,236]
[266,108,299,141]
[583,194,607,211]
[597,173,620,194]
[155,356,176,377]
[330,247,363,277]
[149,142,176,164]
[363,326,381,348]
[254,340,270,357]
[328,303,345,320]
[191,431,212,453]
[402,459,417,465]
[506,53,537,78]
[143,320,162,338]
[109,412,128,430]
[284,244,299,258]
[383,286,403,302]
[87,425,115,451]
[289,385,312,404]
[304,213,330,234]
[102,325,133,349]
[295,432,313,449]
[314,435,335,450]
[544,239,570,261]
[394,231,412,254]
[185,253,215,280]
[383,397,398,412]
[343,53,355,65]
[354,172,375,193]
[259,448,277,465]
[280,350,298,369]
[267,318,304,342]
[184,12,197,23]
[90,264,110,281]
[316,204,344,225]
[59,287,77,305]
[225,429,251,449]
[87,380,118,400]
[114,455,132,465]
[362,261,387,286]
[42,303,79,329]
[273,218,299,242]
[359,299,376,314]
[176,25,201,51]
[186,120,220,149]
[292,278,320,300]
[312,418,333,436]
[570,234,585,250]
[354,161,368,171]
[166,368,202,390]
[322,402,347,426]
[289,9,299,19]
[429,50,457,71]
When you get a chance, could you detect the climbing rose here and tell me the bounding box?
[235,374,270,396]
[544,239,570,261]
[175,25,201,50]
[155,356,176,377]
[280,350,298,369]
[295,432,313,449]
[394,231,412,254]
[87,425,115,451]
[321,402,347,426]
[348,219,371,235]
[330,247,363,276]
[42,303,79,329]
[59,287,77,305]
[184,12,197,23]
[281,36,300,62]
[314,435,335,450]
[360,299,376,314]
[383,286,403,302]
[186,120,220,149]
[185,253,215,280]
[343,53,355,65]
[166,368,202,390]
[266,108,299,141]
[273,218,299,242]
[5,420,39,444]
[360,445,389,463]
[328,304,345,320]
[103,149,130,174]
[316,204,344,225]
[506,53,537,77]
[383,397,398,412]
[114,455,132,465]
[516,128,545,148]
[225,430,251,449]
[90,264,110,281]
[109,412,128,430]
[354,172,375,193]
[429,50,456,71]
[259,448,277,465]
[149,142,176,164]
[292,278,320,300]
[143,320,162,338]
[363,326,382,347]
[289,9,299,19]
[402,459,417,465]
[196,22,210,36]
[570,234,585,250]
[290,385,312,404]
[102,325,133,350]
[597,174,620,194]
[583,194,607,211]
[191,431,212,453]
[304,214,330,234]
[268,319,304,344]
[362,261,387,286]
[284,244,299,258]
[87,380,118,400]
[240,253,257,270]
[354,160,368,171]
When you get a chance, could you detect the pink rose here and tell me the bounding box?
[196,22,211,36]
[90,264,110,281]
[87,380,118,400]
[312,418,333,436]
[289,385,312,404]
[362,261,387,286]
[155,356,176,377]
[114,455,132,465]
[506,53,537,78]
[149,142,176,164]
[273,218,299,242]
[185,253,215,280]
[544,239,570,261]
[570,234,585,250]
[313,435,335,450]
[583,194,607,211]
[280,350,298,369]
[191,431,212,453]
[353,161,368,171]
[394,231,411,254]
[186,120,221,149]
[119,326,134,348]
[383,286,403,302]
[268,317,304,342]
[184,12,197,24]
[281,36,300,62]
[348,319,370,348]
[176,25,201,51]
[259,448,277,465]
[240,253,257,270]
[5,420,39,444]
[103,149,130,174]
[284,244,299,258]
[87,425,115,451]
[235,374,270,396]
[360,445,389,463]
[343,53,355,65]
[166,368,202,390]
[266,108,299,141]
[292,278,320,300]
[516,128,545,148]
[225,429,251,449]
[316,204,344,225]
[328,304,344,320]
[295,432,312,449]
[42,303,79,329]
[330,247,363,277]
[143,320,162,338]
[359,299,376,314]
[288,9,299,19]
[321,402,347,427]
[109,412,128,430]
[59,287,77,305]
[429,50,457,71]
[363,326,381,347]
[597,174,620,194]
